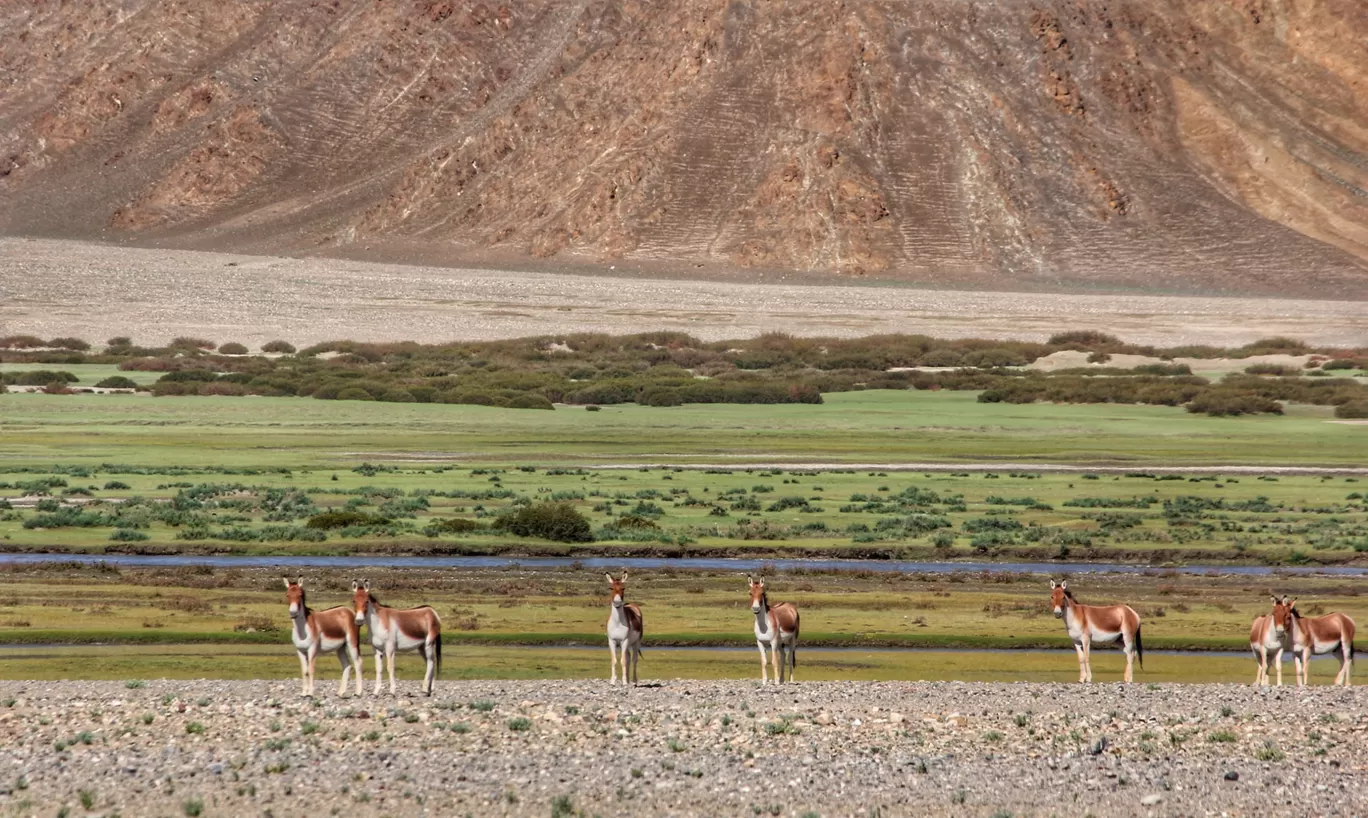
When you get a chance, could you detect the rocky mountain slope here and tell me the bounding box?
[2,0,1367,296]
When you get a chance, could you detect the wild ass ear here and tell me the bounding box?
[352,580,360,591]
[605,573,615,585]
[283,577,292,589]
[1288,597,1298,608]
[296,576,304,587]
[1060,580,1067,590]
[1049,580,1057,589]
[621,569,628,581]
[1270,594,1280,604]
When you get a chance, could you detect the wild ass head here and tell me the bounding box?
[606,572,628,609]
[283,577,306,617]
[351,580,372,625]
[748,575,767,613]
[1049,580,1070,619]
[1270,595,1295,636]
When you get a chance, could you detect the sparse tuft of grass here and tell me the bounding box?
[507,717,532,732]
[185,722,205,735]
[182,797,204,817]
[1208,730,1237,743]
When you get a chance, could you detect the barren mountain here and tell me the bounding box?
[2,0,1367,297]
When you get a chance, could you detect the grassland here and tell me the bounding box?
[2,396,1365,563]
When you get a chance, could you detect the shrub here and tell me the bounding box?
[110,529,150,542]
[170,337,216,351]
[199,382,246,396]
[505,393,554,410]
[379,388,416,403]
[1244,363,1299,376]
[261,340,296,354]
[1048,330,1121,348]
[2,370,78,386]
[422,517,482,536]
[0,334,46,349]
[639,388,684,407]
[1335,401,1368,419]
[106,336,133,349]
[218,342,249,355]
[48,337,91,351]
[95,376,139,389]
[306,511,390,530]
[1186,392,1283,417]
[1322,358,1359,371]
[494,502,593,542]
[336,387,375,401]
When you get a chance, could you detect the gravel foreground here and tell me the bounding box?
[0,680,1364,817]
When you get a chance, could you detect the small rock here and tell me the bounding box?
[1224,771,1240,782]
[889,713,905,724]
[1141,794,1163,806]
[1089,736,1109,755]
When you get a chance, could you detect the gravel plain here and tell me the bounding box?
[3,238,1367,348]
[0,679,1364,817]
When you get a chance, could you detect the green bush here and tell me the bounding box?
[1,370,78,386]
[1186,392,1283,417]
[261,340,296,354]
[494,502,593,542]
[306,511,391,530]
[505,393,554,410]
[422,517,482,536]
[336,387,375,401]
[1321,358,1359,371]
[48,337,91,351]
[110,529,150,542]
[639,388,684,407]
[95,376,139,389]
[1335,401,1368,419]
[218,342,249,355]
[379,388,416,403]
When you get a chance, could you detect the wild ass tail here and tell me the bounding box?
[1134,623,1144,670]
[434,633,443,680]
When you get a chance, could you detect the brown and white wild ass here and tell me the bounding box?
[284,578,363,697]
[1049,580,1143,683]
[605,572,644,686]
[351,580,442,696]
[1279,597,1355,687]
[1250,596,1293,686]
[748,576,799,684]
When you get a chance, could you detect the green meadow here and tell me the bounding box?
[1,388,1361,468]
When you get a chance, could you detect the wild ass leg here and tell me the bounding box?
[307,643,319,697]
[771,640,782,684]
[629,644,640,685]
[1123,636,1134,684]
[373,649,386,695]
[786,639,796,683]
[757,641,769,685]
[1334,643,1350,686]
[349,641,363,696]
[337,648,351,697]
[387,644,398,694]
[1082,638,1093,683]
[608,639,620,685]
[1073,642,1086,684]
[1252,646,1265,686]
[1273,647,1283,687]
[1294,650,1307,687]
[296,650,310,697]
[424,638,437,696]
[619,642,631,688]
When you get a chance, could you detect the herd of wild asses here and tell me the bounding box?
[282,575,1356,695]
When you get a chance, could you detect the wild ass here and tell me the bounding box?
[1280,597,1355,687]
[1049,580,1143,683]
[283,578,362,697]
[351,580,442,696]
[748,576,799,684]
[605,572,644,686]
[1250,596,1293,686]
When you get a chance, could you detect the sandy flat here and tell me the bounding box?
[2,237,1365,348]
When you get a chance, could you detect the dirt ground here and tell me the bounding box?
[2,238,1365,349]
